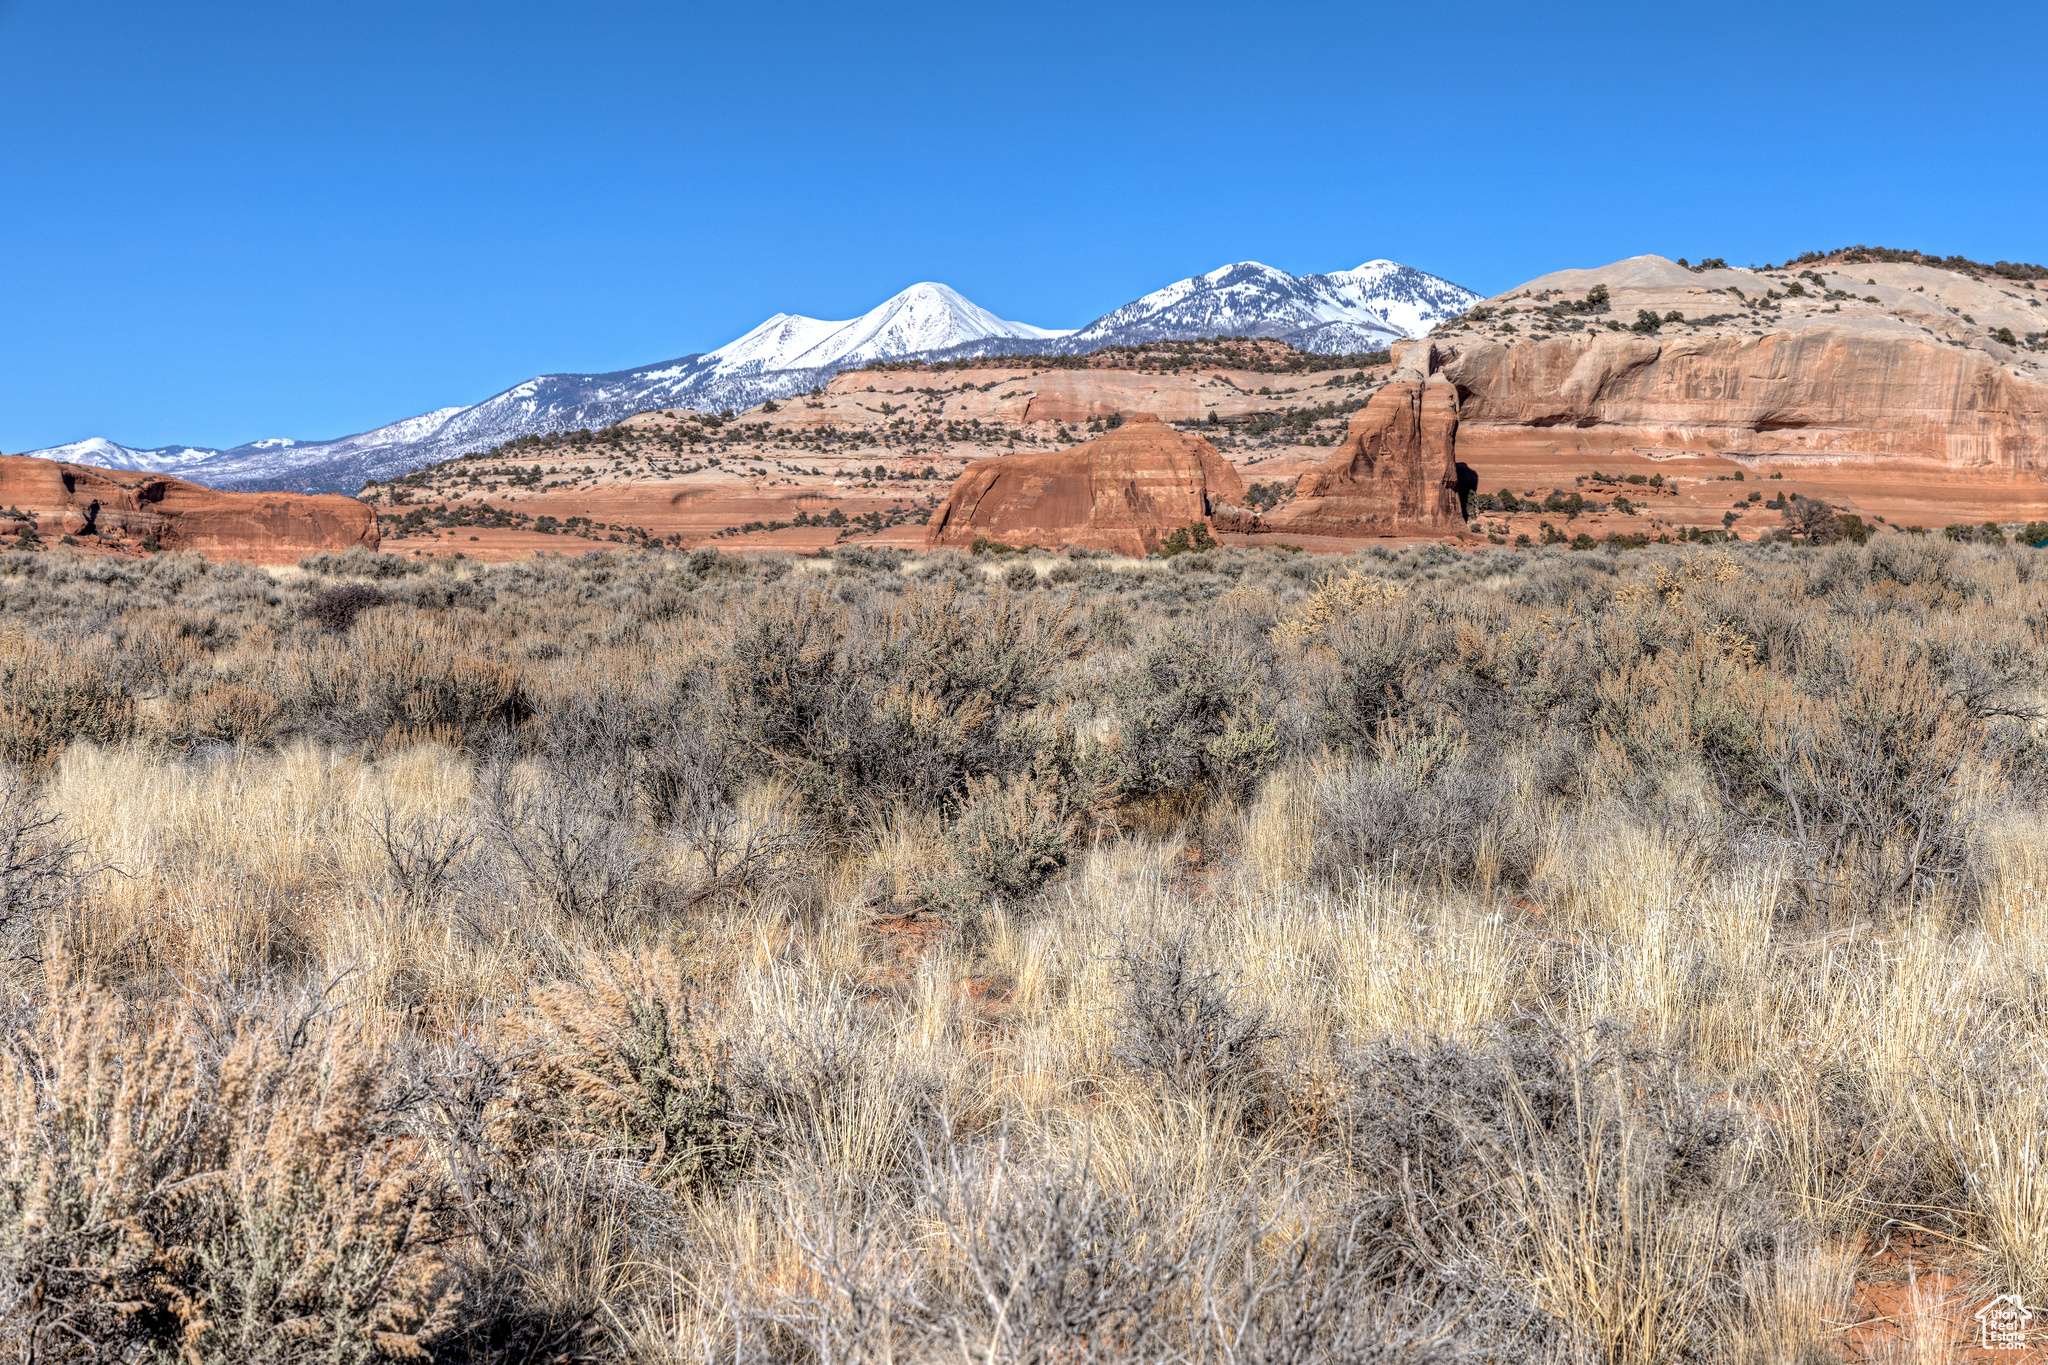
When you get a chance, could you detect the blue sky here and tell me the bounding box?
[4,0,2043,451]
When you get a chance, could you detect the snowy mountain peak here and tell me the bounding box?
[27,436,225,475]
[25,254,1474,493]
[1068,257,1476,353]
[891,280,967,304]
[705,281,1063,378]
[704,312,843,373]
[47,437,127,462]
[1204,260,1285,282]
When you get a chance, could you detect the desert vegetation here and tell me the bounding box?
[1,535,2046,1361]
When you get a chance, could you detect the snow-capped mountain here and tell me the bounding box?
[1065,260,1478,354]
[25,259,1473,493]
[23,284,1067,493]
[126,409,470,491]
[29,436,231,476]
[704,282,1069,379]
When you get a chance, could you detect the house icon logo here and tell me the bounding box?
[1976,1293,2034,1351]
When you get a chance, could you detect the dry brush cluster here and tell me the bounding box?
[0,534,2045,1362]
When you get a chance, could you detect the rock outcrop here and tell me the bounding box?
[0,455,379,562]
[1444,330,2048,475]
[1431,253,2048,480]
[1258,340,1465,537]
[925,415,1245,555]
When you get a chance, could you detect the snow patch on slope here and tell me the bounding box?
[25,437,224,474]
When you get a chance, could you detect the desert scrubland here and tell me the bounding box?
[2,536,2046,1362]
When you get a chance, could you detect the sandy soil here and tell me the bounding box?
[1841,1232,2047,1361]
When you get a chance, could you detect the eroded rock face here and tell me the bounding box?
[1259,341,1465,537]
[925,415,1245,555]
[1427,253,2048,484]
[0,455,380,562]
[1445,330,2048,475]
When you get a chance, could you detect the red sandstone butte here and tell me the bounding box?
[925,414,1246,555]
[1260,341,1464,537]
[0,455,379,563]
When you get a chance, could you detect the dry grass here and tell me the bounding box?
[0,536,2044,1361]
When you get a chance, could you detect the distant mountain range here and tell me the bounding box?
[25,260,1477,493]
[1064,260,1477,354]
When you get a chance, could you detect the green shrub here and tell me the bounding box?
[1155,522,1218,557]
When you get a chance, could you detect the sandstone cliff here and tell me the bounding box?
[0,455,380,563]
[1446,330,2048,475]
[925,415,1245,555]
[1259,341,1465,537]
[1434,253,2048,479]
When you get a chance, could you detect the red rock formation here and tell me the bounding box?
[1259,342,1465,537]
[925,415,1246,555]
[0,455,379,563]
[1429,253,2048,485]
[1446,330,2048,476]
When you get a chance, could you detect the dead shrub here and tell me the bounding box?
[473,756,651,930]
[713,584,1081,831]
[1342,1024,1767,1364]
[1092,619,1282,811]
[909,1141,1202,1360]
[1112,934,1278,1113]
[373,803,477,912]
[0,990,453,1363]
[541,702,806,912]
[498,949,761,1195]
[0,768,81,961]
[171,681,290,745]
[1760,638,1980,907]
[303,582,390,633]
[283,615,530,748]
[922,769,1076,917]
[1309,719,1541,891]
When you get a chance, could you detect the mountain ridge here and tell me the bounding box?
[24,259,1475,493]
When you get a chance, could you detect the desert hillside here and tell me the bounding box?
[16,0,2048,1355]
[1453,249,2045,373]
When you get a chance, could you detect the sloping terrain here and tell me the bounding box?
[366,251,2048,563]
[22,285,1060,495]
[74,248,2044,562]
